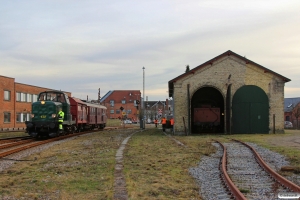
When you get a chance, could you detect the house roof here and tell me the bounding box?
[100,90,141,103]
[145,100,166,108]
[168,50,291,97]
[100,90,114,102]
[284,97,300,112]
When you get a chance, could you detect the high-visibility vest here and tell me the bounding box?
[161,118,166,124]
[170,118,174,125]
[58,111,64,122]
[154,120,158,124]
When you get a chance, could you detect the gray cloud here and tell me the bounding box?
[1,0,300,101]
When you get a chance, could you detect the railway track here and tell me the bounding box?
[190,140,300,200]
[0,136,32,144]
[0,127,128,161]
[220,140,300,200]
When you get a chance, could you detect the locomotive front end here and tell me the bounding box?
[26,99,61,138]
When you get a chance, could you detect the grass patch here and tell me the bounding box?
[124,129,214,199]
[106,119,123,127]
[0,131,28,139]
[239,188,250,193]
[0,130,133,199]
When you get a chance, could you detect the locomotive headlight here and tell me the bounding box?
[41,101,45,105]
[52,114,56,118]
[31,114,35,118]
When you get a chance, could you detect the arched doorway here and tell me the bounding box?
[232,85,269,133]
[191,87,224,133]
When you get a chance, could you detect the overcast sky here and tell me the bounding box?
[1,0,300,101]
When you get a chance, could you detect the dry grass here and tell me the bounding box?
[0,131,28,139]
[1,127,299,199]
[0,130,133,200]
[124,130,215,200]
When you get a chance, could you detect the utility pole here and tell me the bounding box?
[142,67,145,129]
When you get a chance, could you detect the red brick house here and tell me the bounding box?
[100,90,141,121]
[0,75,71,131]
[284,97,300,129]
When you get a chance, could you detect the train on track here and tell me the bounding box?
[193,105,221,132]
[25,90,107,138]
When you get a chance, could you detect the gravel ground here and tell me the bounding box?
[189,142,300,200]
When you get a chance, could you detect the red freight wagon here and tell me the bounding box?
[194,107,220,125]
[69,97,88,131]
[86,102,107,129]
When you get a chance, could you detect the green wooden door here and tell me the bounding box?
[232,85,269,133]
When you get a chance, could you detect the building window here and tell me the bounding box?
[23,113,29,122]
[110,100,114,107]
[286,116,290,121]
[4,90,11,101]
[127,109,132,114]
[32,94,38,102]
[21,93,27,102]
[4,112,11,123]
[116,110,120,114]
[16,113,21,122]
[27,94,32,102]
[110,110,114,114]
[16,92,21,102]
[122,100,126,104]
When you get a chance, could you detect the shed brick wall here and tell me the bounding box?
[172,56,285,134]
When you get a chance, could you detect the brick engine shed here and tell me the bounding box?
[168,50,291,135]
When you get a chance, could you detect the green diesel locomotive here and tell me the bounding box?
[26,90,107,138]
[25,90,75,138]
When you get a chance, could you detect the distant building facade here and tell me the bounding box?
[284,97,300,129]
[100,90,141,121]
[144,100,171,123]
[0,75,71,131]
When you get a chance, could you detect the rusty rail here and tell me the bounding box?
[233,139,300,193]
[0,139,35,149]
[215,140,247,200]
[0,128,120,159]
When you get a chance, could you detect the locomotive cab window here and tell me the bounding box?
[38,92,66,103]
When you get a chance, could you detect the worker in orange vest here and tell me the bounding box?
[161,117,167,132]
[154,119,158,128]
[170,117,174,134]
